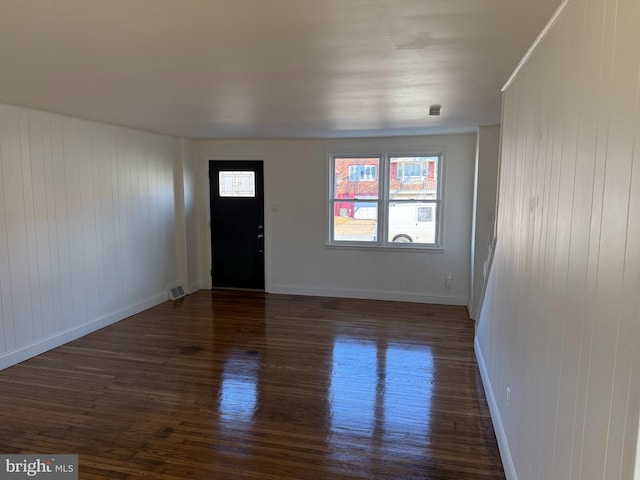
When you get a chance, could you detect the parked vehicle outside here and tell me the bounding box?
[333,202,436,244]
[387,202,435,244]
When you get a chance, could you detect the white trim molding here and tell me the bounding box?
[0,293,167,372]
[269,284,467,306]
[475,337,517,480]
[502,0,571,92]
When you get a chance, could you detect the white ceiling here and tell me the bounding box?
[0,0,560,139]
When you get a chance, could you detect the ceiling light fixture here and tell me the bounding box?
[429,105,441,116]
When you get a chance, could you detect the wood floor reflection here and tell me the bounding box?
[0,291,505,479]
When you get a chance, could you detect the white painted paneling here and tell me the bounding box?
[0,103,177,369]
[469,125,500,319]
[476,0,640,479]
[173,138,188,290]
[193,134,476,304]
[1,106,33,349]
[181,139,201,294]
[173,136,199,293]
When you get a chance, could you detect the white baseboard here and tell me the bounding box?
[0,292,167,371]
[475,337,517,480]
[467,302,476,320]
[268,284,468,306]
[188,282,206,294]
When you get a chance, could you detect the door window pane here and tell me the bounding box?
[219,171,255,197]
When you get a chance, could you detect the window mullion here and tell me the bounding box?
[382,153,390,246]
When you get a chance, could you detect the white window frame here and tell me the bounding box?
[328,150,444,250]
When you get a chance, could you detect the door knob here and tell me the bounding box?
[257,234,264,238]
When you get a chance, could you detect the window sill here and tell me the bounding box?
[324,242,444,254]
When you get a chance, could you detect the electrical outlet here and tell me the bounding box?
[506,386,511,407]
[445,273,452,289]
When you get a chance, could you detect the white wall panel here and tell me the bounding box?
[469,125,500,319]
[180,139,201,294]
[0,114,13,352]
[27,111,52,340]
[194,134,476,305]
[476,0,640,479]
[1,106,33,348]
[0,104,177,369]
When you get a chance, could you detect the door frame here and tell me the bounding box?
[207,157,267,291]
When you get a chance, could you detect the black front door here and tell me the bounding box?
[209,160,265,290]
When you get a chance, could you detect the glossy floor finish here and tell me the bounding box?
[0,291,505,479]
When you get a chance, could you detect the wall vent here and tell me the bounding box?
[168,285,186,301]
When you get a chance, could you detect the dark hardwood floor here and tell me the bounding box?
[0,291,505,479]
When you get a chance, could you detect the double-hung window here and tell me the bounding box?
[329,152,442,248]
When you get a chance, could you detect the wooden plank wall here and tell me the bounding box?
[476,0,640,479]
[0,104,177,369]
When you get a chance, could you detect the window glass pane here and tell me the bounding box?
[333,202,378,242]
[388,202,436,244]
[389,156,438,200]
[219,171,255,197]
[334,157,379,200]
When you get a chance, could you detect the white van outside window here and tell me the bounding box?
[388,203,436,244]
